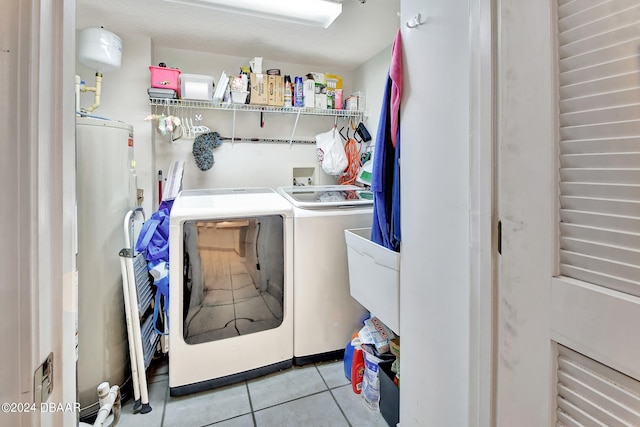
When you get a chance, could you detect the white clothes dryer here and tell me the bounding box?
[277,185,372,365]
[168,188,293,396]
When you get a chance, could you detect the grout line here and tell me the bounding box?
[160,377,169,427]
[245,381,258,427]
[315,363,331,390]
[328,386,353,427]
[251,388,330,413]
[201,413,254,427]
[316,364,353,427]
[172,381,255,427]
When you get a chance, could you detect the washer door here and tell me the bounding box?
[182,215,284,345]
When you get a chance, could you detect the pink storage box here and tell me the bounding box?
[149,65,181,95]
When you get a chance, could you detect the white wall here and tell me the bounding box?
[399,0,472,425]
[353,45,392,151]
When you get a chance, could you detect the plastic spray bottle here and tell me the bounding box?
[294,76,304,107]
[284,75,293,107]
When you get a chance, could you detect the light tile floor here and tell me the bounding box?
[117,356,390,427]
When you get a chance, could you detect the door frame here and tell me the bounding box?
[1,1,37,423]
[469,0,497,425]
[1,0,77,425]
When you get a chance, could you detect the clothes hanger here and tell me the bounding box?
[339,126,347,141]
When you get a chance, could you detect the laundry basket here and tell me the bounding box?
[344,228,400,335]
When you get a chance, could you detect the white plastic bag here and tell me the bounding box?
[315,128,348,175]
[361,346,384,411]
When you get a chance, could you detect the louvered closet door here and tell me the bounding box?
[556,345,640,426]
[558,0,640,296]
[554,0,640,425]
[495,0,640,423]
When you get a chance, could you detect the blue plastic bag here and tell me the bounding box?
[136,200,173,334]
[136,200,172,263]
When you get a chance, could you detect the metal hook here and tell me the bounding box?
[406,13,427,28]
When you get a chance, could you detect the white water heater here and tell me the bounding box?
[76,117,134,419]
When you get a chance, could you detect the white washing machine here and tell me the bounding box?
[278,185,372,365]
[169,188,293,396]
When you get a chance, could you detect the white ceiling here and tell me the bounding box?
[76,0,401,71]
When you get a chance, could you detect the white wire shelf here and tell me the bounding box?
[149,98,364,118]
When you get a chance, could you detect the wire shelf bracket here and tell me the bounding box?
[149,98,364,146]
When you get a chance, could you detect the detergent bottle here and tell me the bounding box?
[344,332,365,393]
[344,333,365,394]
[351,345,365,394]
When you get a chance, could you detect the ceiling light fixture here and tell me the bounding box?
[162,0,343,28]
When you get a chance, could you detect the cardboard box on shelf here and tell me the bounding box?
[267,75,284,106]
[346,91,366,111]
[360,317,395,354]
[315,93,327,110]
[309,72,326,85]
[389,337,400,358]
[324,73,343,89]
[249,73,268,105]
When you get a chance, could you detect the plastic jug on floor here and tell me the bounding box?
[343,333,365,394]
[351,346,364,394]
[343,332,359,380]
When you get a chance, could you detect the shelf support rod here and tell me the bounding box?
[289,110,302,147]
[232,108,236,145]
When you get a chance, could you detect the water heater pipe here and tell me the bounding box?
[80,72,103,113]
[93,383,121,426]
[77,382,121,427]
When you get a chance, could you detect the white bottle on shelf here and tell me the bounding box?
[303,78,315,108]
[284,75,293,106]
